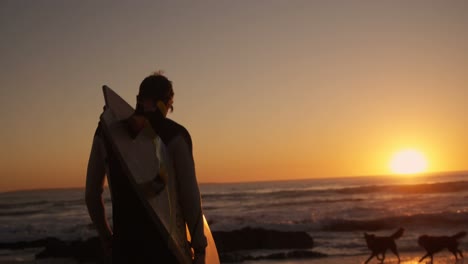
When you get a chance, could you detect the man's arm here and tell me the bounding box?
[171,135,208,254]
[85,134,113,246]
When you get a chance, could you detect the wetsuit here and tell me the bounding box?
[86,109,207,263]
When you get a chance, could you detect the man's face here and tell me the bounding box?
[140,97,174,116]
[167,97,174,112]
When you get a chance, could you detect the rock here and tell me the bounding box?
[259,250,327,260]
[1,227,320,263]
[213,227,314,252]
[0,238,50,250]
[36,237,104,263]
[220,250,327,262]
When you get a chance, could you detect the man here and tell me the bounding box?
[86,73,207,263]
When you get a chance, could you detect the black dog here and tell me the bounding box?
[364,228,404,263]
[418,231,466,263]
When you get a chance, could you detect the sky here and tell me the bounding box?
[1,0,467,192]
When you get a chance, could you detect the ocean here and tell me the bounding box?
[1,171,468,262]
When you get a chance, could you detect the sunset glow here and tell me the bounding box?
[0,2,467,191]
[389,149,428,175]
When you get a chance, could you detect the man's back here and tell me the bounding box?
[95,122,178,263]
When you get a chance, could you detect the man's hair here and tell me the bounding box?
[138,72,174,104]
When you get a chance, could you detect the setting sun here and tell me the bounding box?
[389,149,428,175]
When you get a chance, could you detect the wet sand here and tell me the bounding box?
[2,256,463,264]
[0,248,464,264]
[244,251,464,264]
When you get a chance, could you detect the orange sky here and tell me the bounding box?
[1,1,467,192]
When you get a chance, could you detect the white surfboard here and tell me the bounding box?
[100,85,220,264]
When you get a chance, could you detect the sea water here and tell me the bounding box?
[1,172,467,258]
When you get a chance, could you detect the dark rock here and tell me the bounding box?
[220,250,327,262]
[258,250,327,260]
[213,227,314,252]
[36,237,104,263]
[0,238,49,250]
[1,228,320,263]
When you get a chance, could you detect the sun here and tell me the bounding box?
[389,149,428,175]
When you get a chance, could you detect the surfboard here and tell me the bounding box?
[100,85,220,264]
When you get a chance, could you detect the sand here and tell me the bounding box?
[244,251,464,264]
[0,249,464,264]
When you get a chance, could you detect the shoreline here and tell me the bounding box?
[244,252,464,264]
[2,175,467,264]
[2,229,467,263]
[1,228,467,263]
[1,250,465,264]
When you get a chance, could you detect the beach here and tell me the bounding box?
[246,252,465,264]
[1,250,466,264]
[1,172,467,263]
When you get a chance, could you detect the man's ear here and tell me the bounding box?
[156,100,168,115]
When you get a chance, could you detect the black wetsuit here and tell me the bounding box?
[89,110,206,263]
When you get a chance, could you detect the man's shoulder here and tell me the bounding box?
[163,118,193,152]
[164,118,190,136]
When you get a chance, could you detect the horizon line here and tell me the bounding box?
[1,169,467,194]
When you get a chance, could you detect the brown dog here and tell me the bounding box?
[418,231,466,263]
[364,228,404,264]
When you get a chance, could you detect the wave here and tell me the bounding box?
[335,181,468,195]
[203,180,468,200]
[0,200,51,217]
[320,211,468,232]
[263,198,366,209]
[0,198,89,218]
[51,199,85,208]
[210,211,468,233]
[0,200,49,210]
[0,209,46,217]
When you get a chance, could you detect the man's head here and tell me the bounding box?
[136,72,174,116]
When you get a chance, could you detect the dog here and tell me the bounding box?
[418,231,466,263]
[364,228,404,264]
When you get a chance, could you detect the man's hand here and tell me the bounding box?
[100,235,112,263]
[193,249,205,264]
